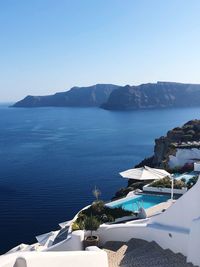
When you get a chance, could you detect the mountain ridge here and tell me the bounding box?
[101,82,200,110]
[13,81,200,109]
[13,84,119,108]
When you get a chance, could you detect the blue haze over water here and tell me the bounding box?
[0,104,200,253]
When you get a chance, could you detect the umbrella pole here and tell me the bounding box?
[171,175,174,200]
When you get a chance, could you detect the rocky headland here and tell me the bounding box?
[136,120,200,171]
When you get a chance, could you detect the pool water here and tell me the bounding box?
[109,194,170,212]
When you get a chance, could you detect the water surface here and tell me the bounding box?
[0,105,199,253]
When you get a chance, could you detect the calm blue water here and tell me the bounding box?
[0,104,200,253]
[109,194,170,211]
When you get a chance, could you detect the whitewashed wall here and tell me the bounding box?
[187,217,200,266]
[169,148,200,168]
[151,177,200,229]
[143,184,187,194]
[0,251,108,267]
[44,230,84,252]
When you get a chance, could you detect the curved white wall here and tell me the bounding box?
[44,230,84,252]
[151,176,200,230]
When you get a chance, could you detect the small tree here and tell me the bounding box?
[84,216,101,238]
[92,186,101,201]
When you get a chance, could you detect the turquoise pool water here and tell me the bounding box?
[109,194,170,212]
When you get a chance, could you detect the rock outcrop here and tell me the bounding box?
[13,84,119,107]
[136,120,200,171]
[101,82,200,110]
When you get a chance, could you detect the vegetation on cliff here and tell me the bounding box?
[72,200,133,230]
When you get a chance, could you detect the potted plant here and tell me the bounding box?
[84,215,101,248]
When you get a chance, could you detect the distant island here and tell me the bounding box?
[13,84,119,108]
[13,82,200,110]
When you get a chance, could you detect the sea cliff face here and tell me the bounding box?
[136,120,200,171]
[13,84,119,107]
[13,81,200,109]
[101,82,200,110]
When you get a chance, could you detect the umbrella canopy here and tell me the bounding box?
[119,166,170,181]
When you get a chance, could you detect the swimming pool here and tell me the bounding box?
[108,194,170,212]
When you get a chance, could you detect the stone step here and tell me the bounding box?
[104,241,126,252]
[119,241,164,266]
[120,250,191,267]
[104,238,196,267]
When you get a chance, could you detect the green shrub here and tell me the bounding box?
[113,182,145,200]
[72,222,81,231]
[104,206,132,219]
[84,216,101,236]
[72,201,133,231]
[91,200,105,214]
[187,176,198,189]
[150,177,186,189]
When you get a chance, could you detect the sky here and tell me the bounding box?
[0,0,200,101]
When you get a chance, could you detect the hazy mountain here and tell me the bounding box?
[13,84,119,107]
[13,82,200,110]
[101,82,200,110]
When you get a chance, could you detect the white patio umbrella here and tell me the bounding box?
[119,166,170,181]
[120,165,175,200]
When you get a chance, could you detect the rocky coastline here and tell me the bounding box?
[113,120,200,199]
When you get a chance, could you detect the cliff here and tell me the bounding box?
[101,82,200,110]
[14,81,200,109]
[136,120,200,171]
[13,84,119,107]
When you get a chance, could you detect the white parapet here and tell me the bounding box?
[0,251,108,267]
[44,230,84,252]
[143,184,187,195]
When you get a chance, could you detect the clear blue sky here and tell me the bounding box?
[0,0,200,101]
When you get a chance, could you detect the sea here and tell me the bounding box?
[0,104,199,253]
